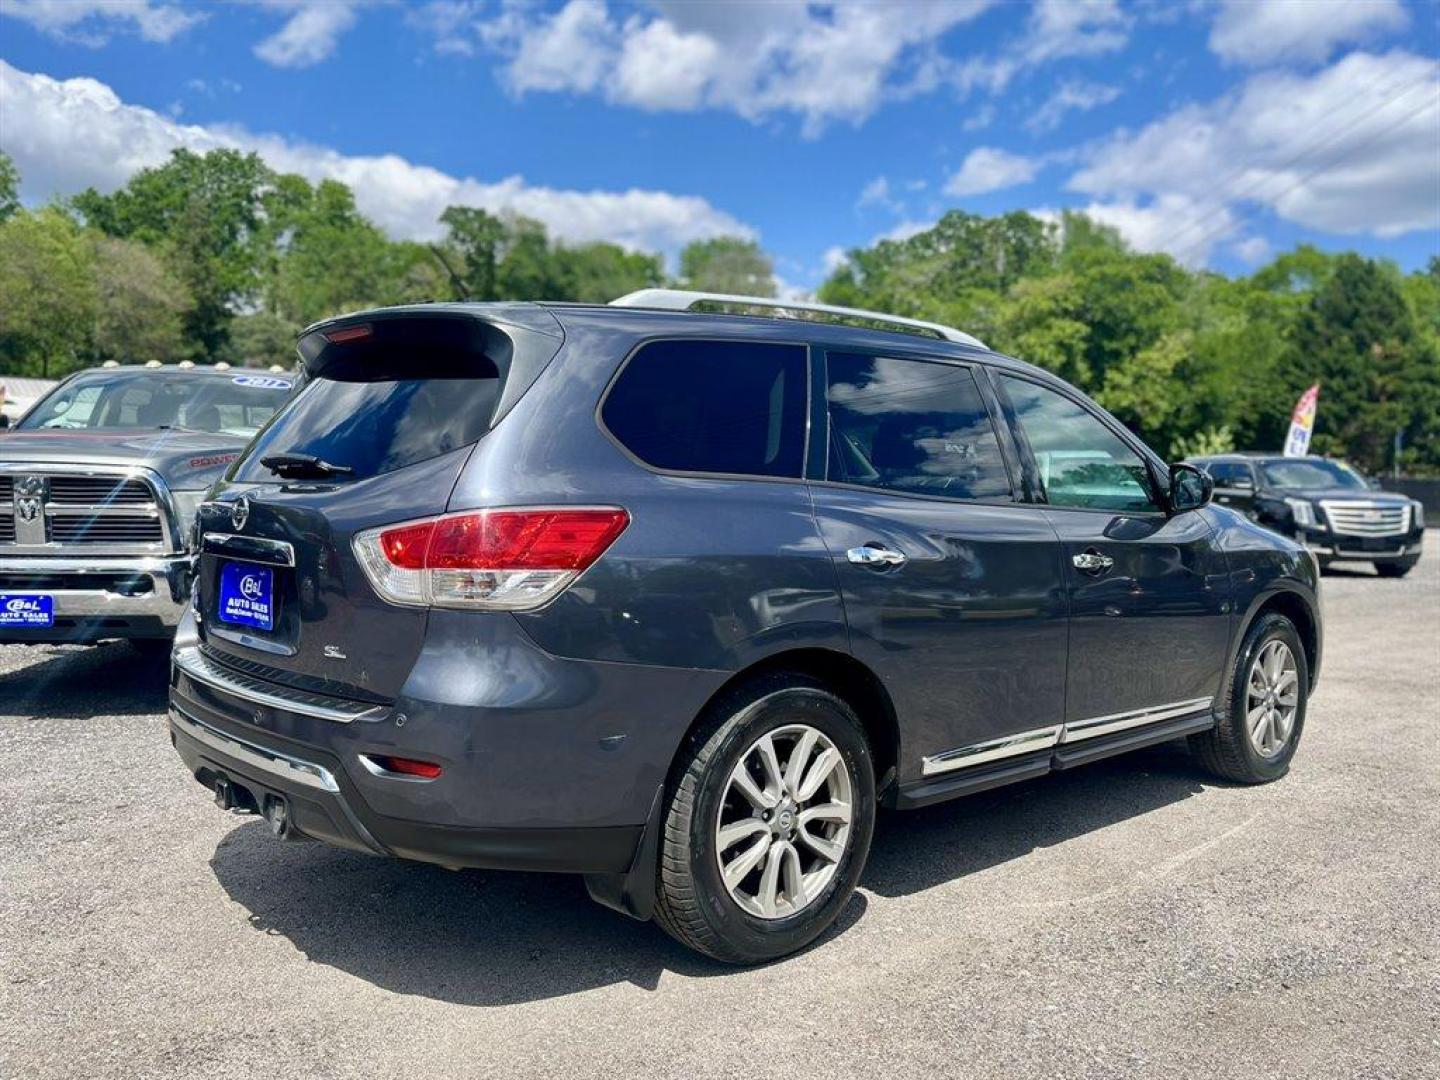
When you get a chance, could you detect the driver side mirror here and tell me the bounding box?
[1169,462,1212,512]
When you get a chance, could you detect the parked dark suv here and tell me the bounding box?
[1191,453,1424,577]
[169,292,1322,962]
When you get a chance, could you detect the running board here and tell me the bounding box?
[896,709,1217,811]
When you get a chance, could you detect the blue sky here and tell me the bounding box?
[1,1,1436,293]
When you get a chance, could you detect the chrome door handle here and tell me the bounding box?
[847,545,907,568]
[1072,549,1114,574]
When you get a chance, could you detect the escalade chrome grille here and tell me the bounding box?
[1320,500,1410,537]
[0,468,172,553]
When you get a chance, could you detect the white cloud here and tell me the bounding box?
[822,246,850,274]
[944,147,1041,197]
[0,0,202,44]
[875,219,937,244]
[1026,79,1121,133]
[1077,195,1239,265]
[0,61,754,255]
[253,1,367,69]
[1069,49,1440,256]
[1019,0,1130,65]
[1209,0,1409,67]
[857,175,906,214]
[450,0,995,134]
[1231,235,1271,264]
[962,102,997,131]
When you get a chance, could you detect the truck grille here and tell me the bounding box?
[1320,500,1410,537]
[0,477,12,543]
[1,469,172,553]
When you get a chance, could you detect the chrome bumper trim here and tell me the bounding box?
[173,645,386,724]
[922,696,1215,776]
[170,703,340,793]
[0,554,190,626]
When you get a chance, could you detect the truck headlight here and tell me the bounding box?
[1414,501,1425,530]
[171,490,206,548]
[1284,498,1316,528]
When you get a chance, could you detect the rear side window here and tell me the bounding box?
[825,353,1011,500]
[602,340,807,478]
[233,376,500,482]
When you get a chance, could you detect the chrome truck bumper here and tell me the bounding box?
[0,554,193,642]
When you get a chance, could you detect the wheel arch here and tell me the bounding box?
[1240,587,1321,690]
[679,648,901,799]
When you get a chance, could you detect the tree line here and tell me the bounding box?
[0,148,1435,473]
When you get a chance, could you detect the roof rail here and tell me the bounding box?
[608,289,986,348]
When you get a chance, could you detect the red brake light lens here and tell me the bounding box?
[358,508,629,611]
[378,521,434,569]
[324,323,373,344]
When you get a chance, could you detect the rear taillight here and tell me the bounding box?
[353,508,629,611]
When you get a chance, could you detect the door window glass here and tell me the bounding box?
[825,353,1010,500]
[1000,376,1159,512]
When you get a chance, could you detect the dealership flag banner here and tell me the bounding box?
[1283,384,1320,457]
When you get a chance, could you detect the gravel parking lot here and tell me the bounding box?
[2,535,1437,1080]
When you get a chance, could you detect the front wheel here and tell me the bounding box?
[1190,612,1308,783]
[653,675,876,964]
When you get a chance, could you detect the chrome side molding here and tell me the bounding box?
[170,704,339,792]
[922,696,1214,777]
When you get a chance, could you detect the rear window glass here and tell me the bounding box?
[232,376,499,482]
[602,340,807,478]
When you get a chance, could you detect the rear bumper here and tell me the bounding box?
[0,554,191,643]
[169,700,645,873]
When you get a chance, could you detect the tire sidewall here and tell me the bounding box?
[685,686,875,962]
[1226,613,1308,780]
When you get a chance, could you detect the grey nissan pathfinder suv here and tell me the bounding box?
[169,291,1322,963]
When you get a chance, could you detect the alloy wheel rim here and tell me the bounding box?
[714,724,854,920]
[1246,639,1299,758]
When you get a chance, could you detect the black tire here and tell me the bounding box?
[1189,611,1308,784]
[653,674,876,964]
[1375,557,1418,578]
[129,637,173,659]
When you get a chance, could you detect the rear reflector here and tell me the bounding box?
[368,755,442,779]
[354,507,629,611]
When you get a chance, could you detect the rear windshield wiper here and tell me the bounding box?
[260,453,354,478]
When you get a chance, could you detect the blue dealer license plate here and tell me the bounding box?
[218,563,275,632]
[0,594,54,627]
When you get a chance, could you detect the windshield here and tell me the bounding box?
[1261,459,1368,490]
[18,371,294,436]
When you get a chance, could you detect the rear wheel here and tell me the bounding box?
[1375,557,1418,578]
[1190,612,1308,783]
[653,675,875,964]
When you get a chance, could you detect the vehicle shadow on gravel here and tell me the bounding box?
[863,741,1207,898]
[209,742,1207,1007]
[0,641,169,718]
[209,821,867,1005]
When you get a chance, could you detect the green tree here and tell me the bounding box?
[680,237,777,296]
[0,152,19,223]
[91,235,191,366]
[1285,254,1436,473]
[0,206,98,377]
[73,148,273,359]
[226,311,301,369]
